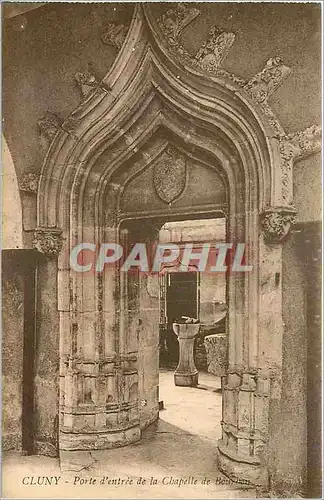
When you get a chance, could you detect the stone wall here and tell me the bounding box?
[2,252,24,452]
[200,273,226,325]
[2,3,134,183]
[268,234,307,496]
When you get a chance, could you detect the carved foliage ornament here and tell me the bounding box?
[244,57,291,103]
[19,173,39,193]
[33,227,64,256]
[37,112,63,141]
[156,5,293,105]
[260,208,297,244]
[153,146,187,204]
[195,27,235,71]
[157,3,200,44]
[101,22,128,49]
[157,4,237,76]
[75,71,99,98]
[279,125,322,203]
[283,125,322,158]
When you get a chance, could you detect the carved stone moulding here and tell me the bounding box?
[217,441,268,487]
[19,172,40,193]
[33,227,64,256]
[59,424,141,452]
[260,207,297,244]
[278,125,322,203]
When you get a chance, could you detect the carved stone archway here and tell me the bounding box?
[36,4,321,490]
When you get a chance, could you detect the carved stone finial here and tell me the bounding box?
[75,71,99,98]
[37,112,62,141]
[260,208,297,244]
[33,227,64,256]
[279,125,322,203]
[157,3,200,45]
[157,5,240,82]
[153,145,187,204]
[19,173,39,193]
[283,125,322,159]
[101,22,128,49]
[244,57,291,103]
[195,27,235,71]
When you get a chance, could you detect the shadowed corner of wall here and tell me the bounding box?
[1,135,24,250]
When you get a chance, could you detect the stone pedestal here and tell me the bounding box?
[204,333,228,376]
[172,323,200,387]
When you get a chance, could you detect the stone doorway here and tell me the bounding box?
[35,5,318,490]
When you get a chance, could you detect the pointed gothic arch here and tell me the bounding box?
[35,4,321,488]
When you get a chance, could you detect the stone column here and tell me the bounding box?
[33,227,64,456]
[173,323,200,387]
[217,207,297,489]
[57,220,141,451]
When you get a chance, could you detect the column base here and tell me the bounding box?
[174,370,198,387]
[217,439,268,488]
[59,423,141,451]
[34,440,58,457]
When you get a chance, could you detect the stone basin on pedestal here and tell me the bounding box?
[172,322,200,387]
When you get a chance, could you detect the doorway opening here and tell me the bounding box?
[156,217,227,441]
[118,215,227,442]
[160,271,199,366]
[128,217,227,440]
[158,218,227,371]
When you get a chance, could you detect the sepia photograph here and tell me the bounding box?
[1,1,322,498]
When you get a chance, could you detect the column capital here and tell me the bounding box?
[260,206,297,244]
[33,227,64,256]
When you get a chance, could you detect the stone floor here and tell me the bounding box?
[2,370,256,499]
